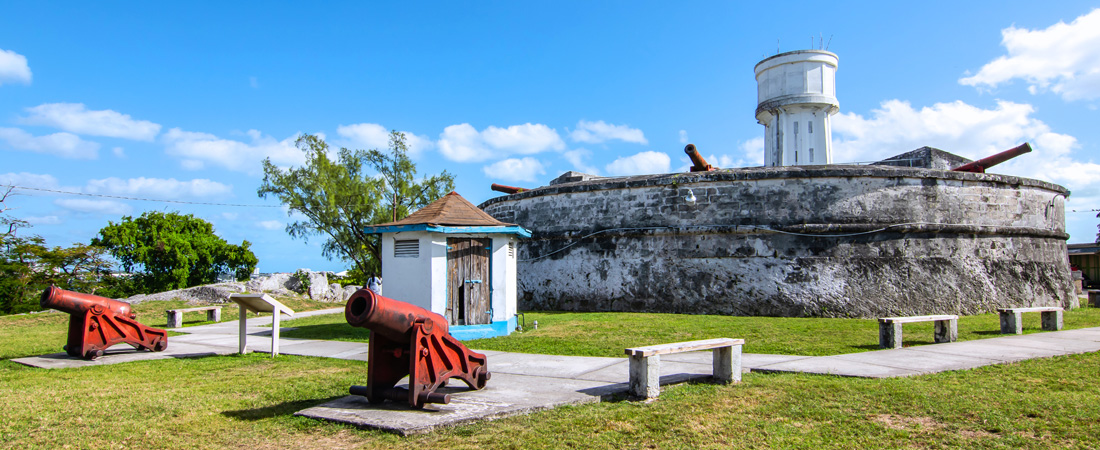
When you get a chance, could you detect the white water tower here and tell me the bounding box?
[755,50,839,167]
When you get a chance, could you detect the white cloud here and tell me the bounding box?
[0,48,31,85]
[832,99,1066,163]
[24,215,61,225]
[336,123,434,158]
[0,172,61,189]
[832,98,1100,225]
[960,9,1100,101]
[679,130,689,144]
[738,137,765,166]
[112,146,126,158]
[0,127,100,159]
[21,103,161,141]
[162,128,301,173]
[54,198,131,216]
[482,157,546,183]
[258,220,283,230]
[438,123,565,162]
[563,149,600,175]
[221,212,239,221]
[605,151,671,176]
[569,120,648,145]
[83,177,232,199]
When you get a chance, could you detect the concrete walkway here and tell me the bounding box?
[13,308,1100,434]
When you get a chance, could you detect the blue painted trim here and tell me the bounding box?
[448,316,516,341]
[366,224,532,237]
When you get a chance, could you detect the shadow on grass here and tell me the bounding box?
[222,395,346,421]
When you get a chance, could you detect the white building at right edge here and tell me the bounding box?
[754,50,839,167]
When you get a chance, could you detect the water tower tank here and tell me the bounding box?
[755,50,839,167]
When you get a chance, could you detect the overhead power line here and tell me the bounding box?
[10,185,283,208]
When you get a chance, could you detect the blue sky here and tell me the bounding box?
[2,2,1098,273]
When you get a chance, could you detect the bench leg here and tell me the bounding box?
[1000,311,1022,334]
[879,322,902,349]
[238,306,249,355]
[712,345,741,384]
[167,311,183,328]
[934,318,957,343]
[1041,310,1063,331]
[629,354,660,399]
[207,308,221,322]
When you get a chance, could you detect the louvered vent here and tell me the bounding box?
[508,242,515,257]
[394,239,419,258]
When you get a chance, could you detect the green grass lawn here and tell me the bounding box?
[2,301,1099,449]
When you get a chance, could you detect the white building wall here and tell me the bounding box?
[382,231,519,325]
[379,231,435,312]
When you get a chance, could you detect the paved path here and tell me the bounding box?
[16,307,1100,377]
[13,308,1100,434]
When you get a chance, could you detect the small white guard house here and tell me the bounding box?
[366,192,531,340]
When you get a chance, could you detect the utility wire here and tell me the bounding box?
[9,185,283,208]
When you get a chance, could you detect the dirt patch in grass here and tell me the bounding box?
[872,413,940,432]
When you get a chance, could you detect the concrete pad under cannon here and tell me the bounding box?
[294,372,621,435]
[11,342,235,369]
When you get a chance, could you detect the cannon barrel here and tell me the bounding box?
[41,285,135,319]
[952,142,1032,173]
[344,289,488,408]
[39,286,166,359]
[491,183,526,194]
[685,144,715,172]
[345,288,449,341]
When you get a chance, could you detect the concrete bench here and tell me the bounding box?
[624,338,743,399]
[998,307,1063,334]
[166,306,222,328]
[878,315,958,349]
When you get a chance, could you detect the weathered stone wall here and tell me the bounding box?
[480,165,1074,317]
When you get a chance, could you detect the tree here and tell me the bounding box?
[258,132,454,277]
[91,211,258,293]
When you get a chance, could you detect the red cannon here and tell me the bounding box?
[491,183,526,194]
[952,142,1032,173]
[345,289,490,408]
[685,144,716,172]
[40,286,168,360]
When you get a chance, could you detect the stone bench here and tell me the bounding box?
[166,306,222,328]
[625,338,743,399]
[998,307,1063,334]
[878,315,958,349]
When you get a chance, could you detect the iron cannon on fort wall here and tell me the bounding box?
[952,142,1032,173]
[345,288,490,408]
[685,144,716,172]
[40,286,168,360]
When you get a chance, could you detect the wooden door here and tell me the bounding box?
[446,238,491,325]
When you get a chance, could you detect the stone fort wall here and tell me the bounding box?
[480,165,1074,318]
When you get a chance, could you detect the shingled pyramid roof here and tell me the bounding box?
[371,191,516,228]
